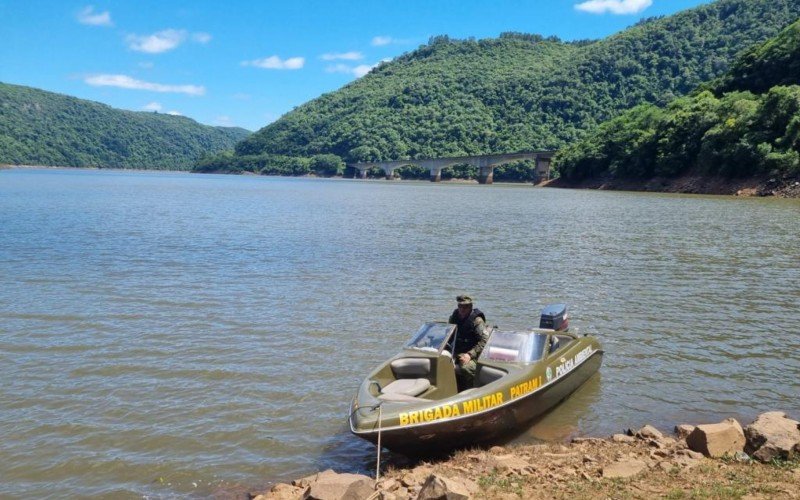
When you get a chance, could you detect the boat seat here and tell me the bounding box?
[476,365,507,387]
[381,378,431,397]
[390,358,431,378]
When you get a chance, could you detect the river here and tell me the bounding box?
[1,168,798,498]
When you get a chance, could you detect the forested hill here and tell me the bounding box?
[231,0,800,167]
[0,83,250,170]
[554,18,800,185]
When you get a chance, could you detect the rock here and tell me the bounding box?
[376,478,398,491]
[650,449,670,459]
[675,424,694,439]
[733,451,752,463]
[660,437,677,447]
[491,454,533,474]
[672,454,702,469]
[402,466,433,487]
[675,449,704,460]
[744,411,800,462]
[636,425,663,440]
[488,446,506,454]
[686,418,745,458]
[601,459,647,479]
[417,474,474,500]
[305,469,375,500]
[612,434,635,443]
[572,437,604,444]
[657,461,673,472]
[257,483,310,500]
[341,479,377,500]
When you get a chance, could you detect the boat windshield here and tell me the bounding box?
[404,322,456,354]
[479,331,548,363]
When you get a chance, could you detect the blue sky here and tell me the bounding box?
[1,0,713,132]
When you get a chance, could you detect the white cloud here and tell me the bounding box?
[242,55,305,70]
[166,110,183,116]
[574,0,652,15]
[326,62,377,78]
[192,32,212,44]
[127,29,187,53]
[352,64,375,77]
[77,6,112,26]
[321,51,363,61]
[142,102,162,111]
[84,74,205,96]
[126,29,210,53]
[232,92,251,100]
[371,36,393,46]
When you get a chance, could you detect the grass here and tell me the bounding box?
[477,470,524,496]
[767,455,800,470]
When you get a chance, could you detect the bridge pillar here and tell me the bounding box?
[357,167,368,179]
[430,167,442,182]
[478,165,494,184]
[535,156,552,181]
[383,166,396,180]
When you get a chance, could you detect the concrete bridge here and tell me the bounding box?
[349,151,556,184]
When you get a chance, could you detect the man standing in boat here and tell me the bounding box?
[448,295,489,390]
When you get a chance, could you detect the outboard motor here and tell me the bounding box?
[539,303,569,331]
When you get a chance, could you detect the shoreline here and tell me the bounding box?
[240,412,800,500]
[544,173,800,199]
[5,164,800,198]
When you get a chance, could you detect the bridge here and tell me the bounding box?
[349,151,556,184]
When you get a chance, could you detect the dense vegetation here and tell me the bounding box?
[201,0,800,179]
[555,19,800,181]
[0,83,250,170]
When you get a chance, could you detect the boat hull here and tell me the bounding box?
[350,350,603,454]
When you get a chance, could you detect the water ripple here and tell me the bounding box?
[0,170,798,497]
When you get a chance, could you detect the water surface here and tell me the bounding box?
[1,168,798,497]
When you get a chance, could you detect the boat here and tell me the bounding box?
[348,304,603,454]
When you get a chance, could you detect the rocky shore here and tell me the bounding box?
[245,411,800,500]
[544,174,800,198]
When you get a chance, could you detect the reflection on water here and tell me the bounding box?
[1,169,798,497]
[519,373,604,443]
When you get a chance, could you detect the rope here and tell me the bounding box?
[375,403,382,481]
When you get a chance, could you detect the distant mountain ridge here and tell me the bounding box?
[0,82,250,170]
[229,0,800,169]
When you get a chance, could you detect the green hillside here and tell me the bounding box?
[555,18,800,182]
[0,82,250,170]
[219,0,800,175]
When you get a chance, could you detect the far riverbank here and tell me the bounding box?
[5,164,800,198]
[544,173,800,198]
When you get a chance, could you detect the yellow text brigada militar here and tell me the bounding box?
[398,391,504,426]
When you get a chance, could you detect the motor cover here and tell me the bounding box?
[539,303,569,331]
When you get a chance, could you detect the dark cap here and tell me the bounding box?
[456,295,473,305]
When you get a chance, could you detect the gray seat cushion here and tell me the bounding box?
[390,358,431,378]
[381,378,431,397]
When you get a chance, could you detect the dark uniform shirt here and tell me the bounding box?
[447,308,489,360]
